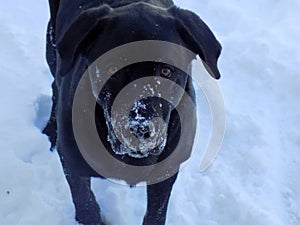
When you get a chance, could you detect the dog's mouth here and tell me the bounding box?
[101,97,170,158]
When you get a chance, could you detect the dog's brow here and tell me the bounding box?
[113,2,169,11]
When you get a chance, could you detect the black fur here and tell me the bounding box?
[43,1,221,224]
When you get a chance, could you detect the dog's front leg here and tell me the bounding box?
[64,172,104,225]
[143,173,178,225]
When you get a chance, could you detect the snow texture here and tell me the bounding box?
[0,0,299,224]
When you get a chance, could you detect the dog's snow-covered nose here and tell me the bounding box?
[129,101,154,140]
[129,120,152,140]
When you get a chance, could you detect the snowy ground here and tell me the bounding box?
[0,0,299,225]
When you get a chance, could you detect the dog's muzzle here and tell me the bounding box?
[102,99,170,158]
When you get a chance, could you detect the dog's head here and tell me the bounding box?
[57,3,222,159]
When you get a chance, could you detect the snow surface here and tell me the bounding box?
[1,0,300,225]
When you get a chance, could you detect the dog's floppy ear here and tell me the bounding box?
[168,7,222,79]
[56,5,112,76]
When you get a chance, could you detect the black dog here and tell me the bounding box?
[43,1,221,224]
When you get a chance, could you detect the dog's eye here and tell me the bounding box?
[160,67,172,77]
[107,65,119,75]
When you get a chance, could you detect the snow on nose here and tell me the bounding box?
[129,120,152,139]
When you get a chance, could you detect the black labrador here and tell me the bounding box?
[43,0,222,224]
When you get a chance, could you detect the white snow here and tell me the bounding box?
[1,0,300,225]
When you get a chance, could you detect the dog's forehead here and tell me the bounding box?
[110,9,177,38]
[87,5,190,64]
